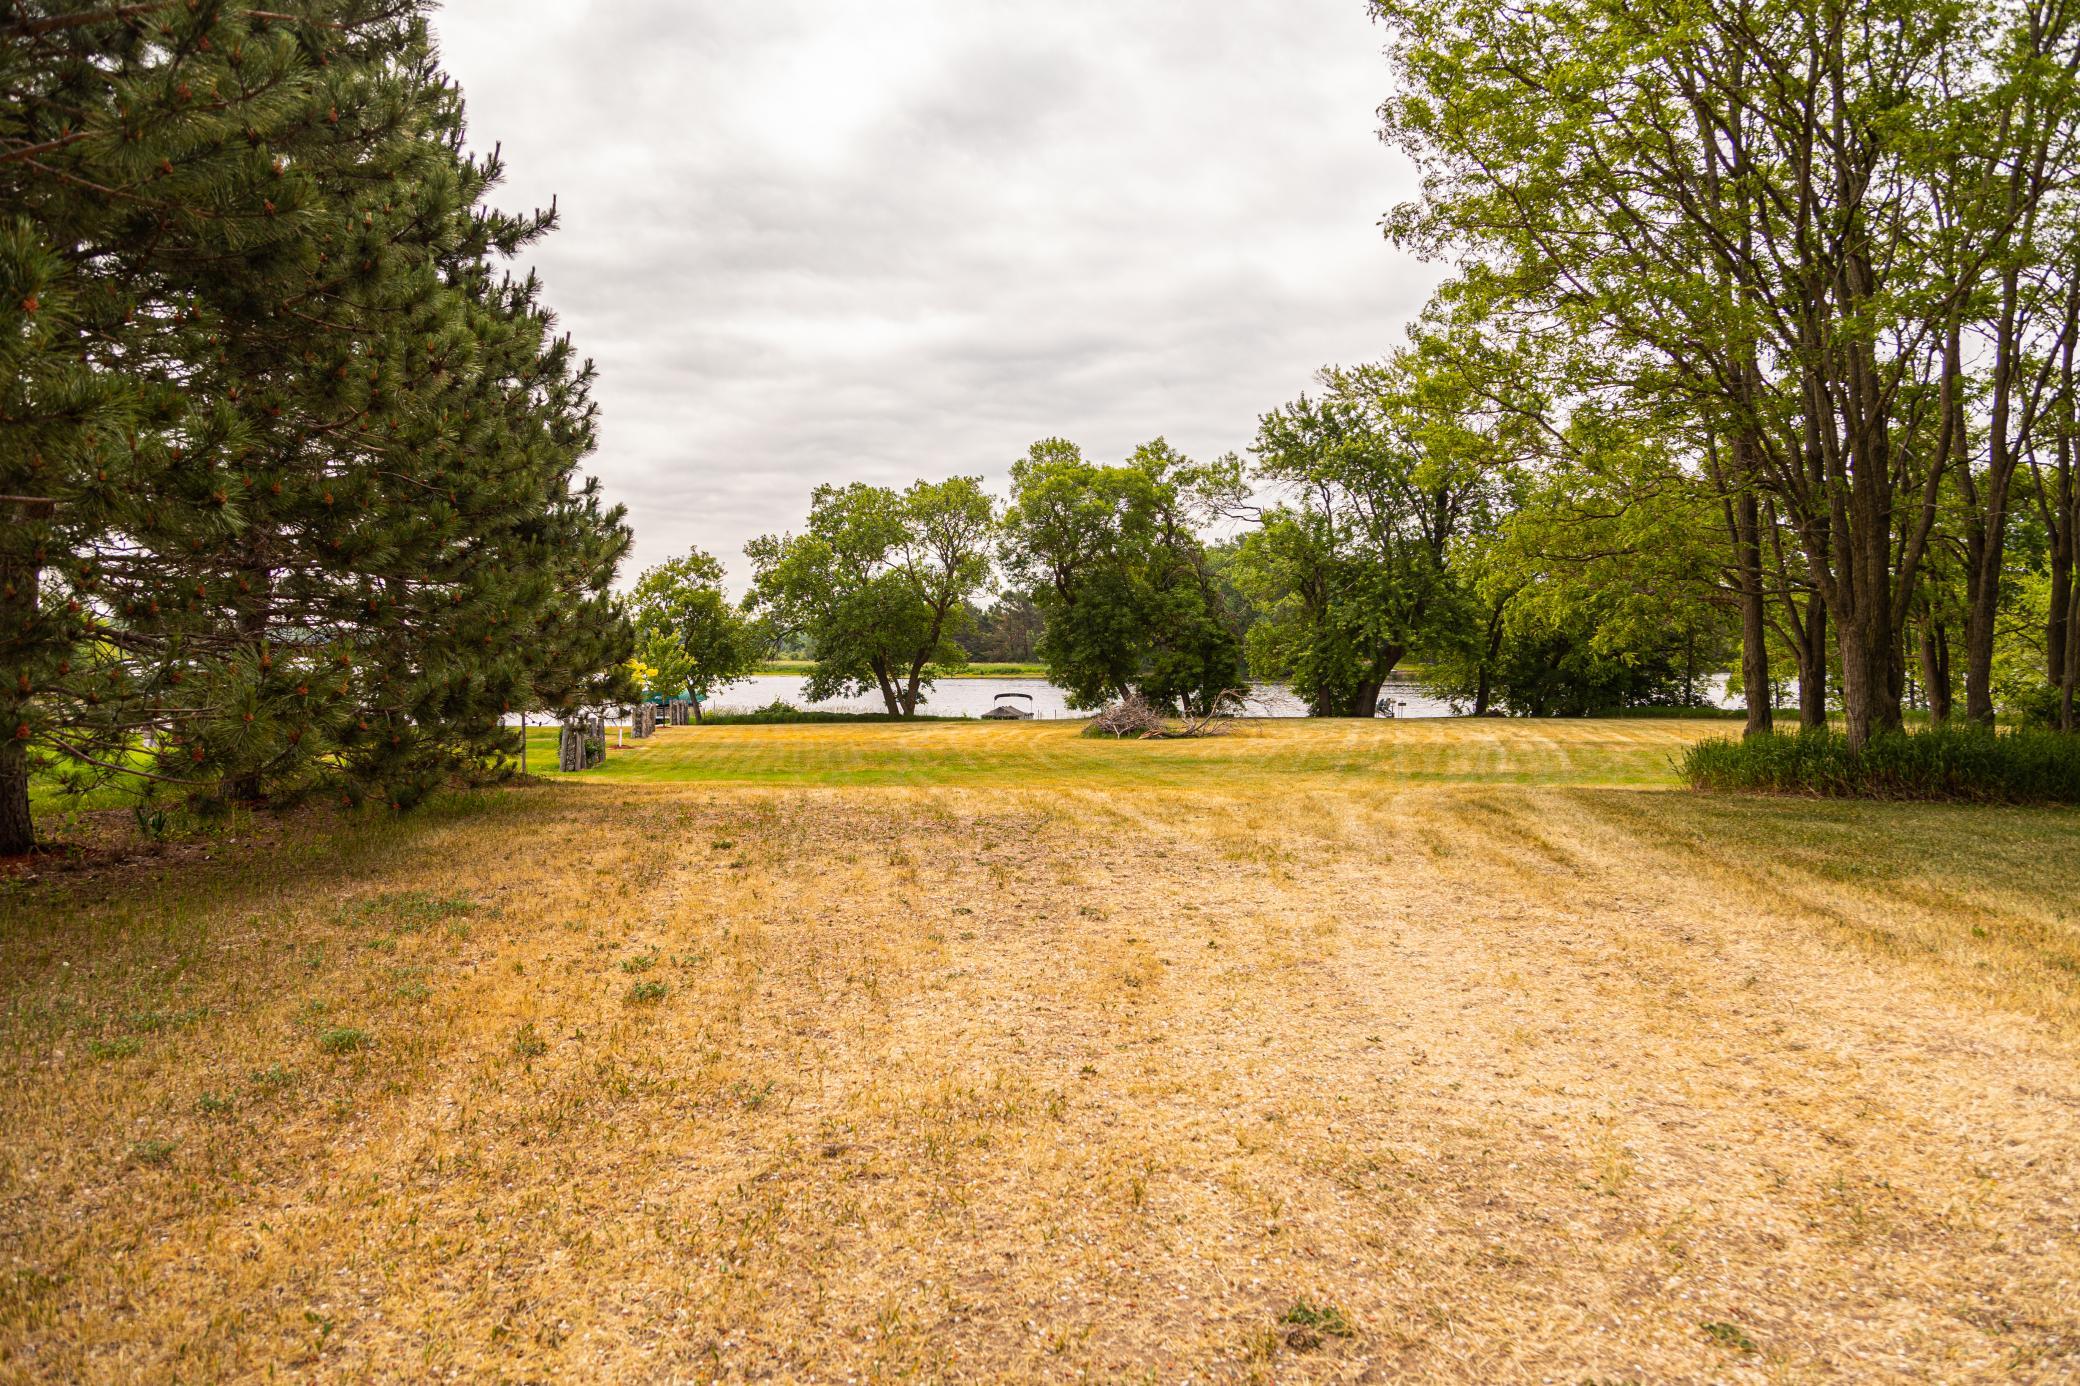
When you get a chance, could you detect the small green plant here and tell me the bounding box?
[511,1023,549,1058]
[132,803,172,842]
[625,980,668,1004]
[318,1026,370,1055]
[730,1079,777,1110]
[249,1063,298,1090]
[620,952,658,974]
[196,1092,235,1117]
[710,839,734,851]
[88,1036,142,1060]
[1280,1299,1354,1350]
[129,1138,176,1167]
[353,891,479,927]
[1701,1320,1757,1352]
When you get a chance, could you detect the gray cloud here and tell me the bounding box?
[430,0,1439,586]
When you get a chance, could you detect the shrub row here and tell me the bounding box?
[697,701,963,725]
[1681,725,2080,804]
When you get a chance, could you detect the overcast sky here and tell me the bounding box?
[428,1,1437,585]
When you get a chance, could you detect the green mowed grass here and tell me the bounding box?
[529,716,1720,789]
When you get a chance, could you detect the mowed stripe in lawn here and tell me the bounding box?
[530,717,1718,790]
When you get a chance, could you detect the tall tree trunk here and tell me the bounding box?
[225,548,274,803]
[1472,598,1507,717]
[1837,604,1903,749]
[2062,566,2078,732]
[2063,482,2080,732]
[0,502,39,854]
[1350,642,1405,717]
[2048,299,2077,696]
[869,659,901,716]
[1732,484,1773,737]
[0,738,31,857]
[2050,534,2073,694]
[1798,594,1829,730]
[1957,287,2022,727]
[1918,616,1953,726]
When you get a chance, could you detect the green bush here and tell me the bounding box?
[1681,725,2080,803]
[2009,682,2067,730]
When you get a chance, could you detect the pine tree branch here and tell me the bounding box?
[2,3,171,41]
[46,739,204,788]
[0,130,96,167]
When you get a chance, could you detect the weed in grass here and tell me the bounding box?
[87,1036,141,1060]
[196,1092,235,1118]
[393,979,431,1002]
[129,1138,176,1167]
[249,1063,298,1090]
[730,1080,776,1110]
[318,1026,370,1054]
[1701,1321,1758,1352]
[1280,1299,1355,1351]
[353,891,479,927]
[512,1023,549,1058]
[625,980,668,1004]
[620,952,658,974]
[711,839,734,850]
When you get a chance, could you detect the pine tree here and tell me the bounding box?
[1,1,632,849]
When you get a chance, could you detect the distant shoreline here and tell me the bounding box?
[753,660,1049,679]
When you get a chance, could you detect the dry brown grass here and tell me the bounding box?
[2,720,2077,1382]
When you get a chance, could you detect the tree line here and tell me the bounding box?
[631,356,1749,725]
[1368,0,2080,748]
[1,1,632,854]
[632,0,2080,744]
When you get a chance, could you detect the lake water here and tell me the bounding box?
[703,673,1460,719]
